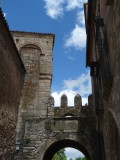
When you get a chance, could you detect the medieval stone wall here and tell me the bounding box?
[15,95,97,160]
[11,31,54,118]
[86,0,120,159]
[10,31,55,159]
[10,31,99,160]
[0,10,25,158]
[101,1,120,159]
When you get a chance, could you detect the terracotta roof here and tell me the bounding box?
[11,30,55,37]
[0,7,26,73]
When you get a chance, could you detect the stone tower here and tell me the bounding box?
[11,31,55,150]
[11,31,97,160]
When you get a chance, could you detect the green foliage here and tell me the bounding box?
[52,148,67,160]
[52,149,87,160]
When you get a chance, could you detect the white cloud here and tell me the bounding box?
[3,13,7,18]
[43,0,88,19]
[64,71,91,96]
[65,148,85,159]
[43,0,64,19]
[43,1,87,51]
[65,24,86,50]
[76,10,85,25]
[51,71,91,106]
[64,9,86,51]
[52,89,77,106]
[51,89,88,106]
[66,0,87,11]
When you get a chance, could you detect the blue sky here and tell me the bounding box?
[2,0,90,158]
[65,148,85,159]
[1,0,91,106]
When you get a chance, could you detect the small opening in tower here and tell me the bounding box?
[16,39,19,43]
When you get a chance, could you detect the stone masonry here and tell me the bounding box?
[10,31,98,160]
[99,1,120,159]
[10,31,55,159]
[1,0,120,159]
[15,94,97,160]
[0,9,25,159]
[85,0,120,159]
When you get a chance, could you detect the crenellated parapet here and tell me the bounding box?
[61,94,68,111]
[47,94,84,117]
[47,96,54,117]
[74,94,82,107]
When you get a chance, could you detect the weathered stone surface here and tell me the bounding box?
[54,94,82,117]
[14,90,98,160]
[0,9,25,159]
[16,106,97,160]
[86,0,120,159]
[98,2,120,160]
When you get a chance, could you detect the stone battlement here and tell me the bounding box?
[47,94,91,117]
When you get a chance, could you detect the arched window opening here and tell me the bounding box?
[20,44,41,53]
[64,113,75,117]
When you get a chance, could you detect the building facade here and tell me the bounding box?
[85,0,120,159]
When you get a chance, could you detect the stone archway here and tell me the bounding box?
[43,139,90,160]
[38,139,91,160]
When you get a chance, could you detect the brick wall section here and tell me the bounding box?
[0,9,25,158]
